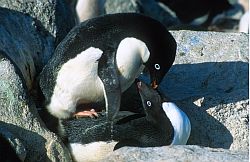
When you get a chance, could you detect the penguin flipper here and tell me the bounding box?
[98,48,121,121]
[102,85,121,121]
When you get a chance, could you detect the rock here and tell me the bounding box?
[105,0,140,13]
[0,2,75,161]
[160,31,249,151]
[0,51,72,161]
[125,31,248,152]
[0,125,26,161]
[0,8,43,89]
[101,145,248,162]
[104,0,180,27]
[0,0,75,73]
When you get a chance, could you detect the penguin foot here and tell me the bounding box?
[74,109,99,119]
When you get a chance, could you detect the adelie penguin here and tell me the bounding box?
[137,81,191,145]
[60,81,191,162]
[39,13,176,121]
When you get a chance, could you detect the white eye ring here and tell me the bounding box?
[146,101,152,107]
[154,64,160,70]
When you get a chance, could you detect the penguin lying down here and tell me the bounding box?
[60,81,191,162]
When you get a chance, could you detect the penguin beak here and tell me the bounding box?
[150,73,159,89]
[151,80,158,89]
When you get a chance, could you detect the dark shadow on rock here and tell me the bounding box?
[160,61,248,149]
[54,0,76,46]
[0,133,22,162]
[179,100,234,149]
[0,7,54,73]
[0,6,57,128]
[123,61,248,149]
[162,61,248,102]
[0,121,47,161]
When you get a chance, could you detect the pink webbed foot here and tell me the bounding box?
[74,109,99,119]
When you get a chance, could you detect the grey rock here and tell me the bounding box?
[105,0,141,13]
[0,126,26,161]
[0,8,45,89]
[105,0,180,27]
[136,0,180,27]
[0,52,72,161]
[123,31,248,151]
[0,0,75,71]
[161,31,249,151]
[102,145,249,162]
[0,2,75,161]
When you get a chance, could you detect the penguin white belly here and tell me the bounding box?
[47,47,104,119]
[162,102,191,145]
[69,141,117,162]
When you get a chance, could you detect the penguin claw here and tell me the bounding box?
[74,110,99,119]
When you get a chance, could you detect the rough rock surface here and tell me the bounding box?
[102,145,249,162]
[0,52,72,161]
[0,2,75,161]
[126,31,248,152]
[163,31,249,151]
[0,125,27,161]
[0,8,51,89]
[0,0,75,73]
[105,0,180,27]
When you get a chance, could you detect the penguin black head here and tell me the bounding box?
[137,81,164,123]
[137,80,191,145]
[143,44,175,89]
[136,17,177,89]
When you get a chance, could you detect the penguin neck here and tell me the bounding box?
[116,37,150,92]
[147,107,174,145]
[162,102,191,145]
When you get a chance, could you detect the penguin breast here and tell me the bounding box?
[162,102,191,145]
[47,47,104,119]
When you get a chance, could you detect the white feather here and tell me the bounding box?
[48,38,150,119]
[190,12,209,25]
[69,141,117,162]
[47,47,104,119]
[239,11,249,33]
[116,37,150,92]
[162,102,191,145]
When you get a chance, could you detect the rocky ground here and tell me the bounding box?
[0,0,248,161]
[101,145,248,162]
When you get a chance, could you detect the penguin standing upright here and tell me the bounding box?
[39,13,176,122]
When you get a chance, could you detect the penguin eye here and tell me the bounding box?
[154,64,160,70]
[146,101,152,107]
